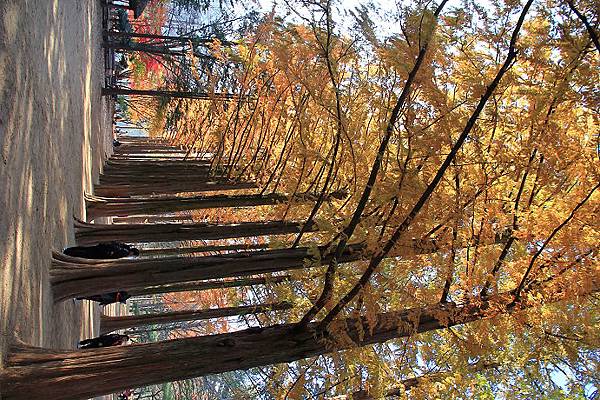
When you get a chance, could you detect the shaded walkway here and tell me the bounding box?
[0,0,111,367]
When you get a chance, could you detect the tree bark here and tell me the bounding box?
[112,215,195,224]
[127,275,292,297]
[75,219,317,245]
[113,144,188,152]
[138,242,274,257]
[103,42,219,59]
[102,87,243,101]
[100,302,293,334]
[101,163,220,178]
[86,192,345,219]
[104,31,237,47]
[93,180,256,197]
[0,286,584,400]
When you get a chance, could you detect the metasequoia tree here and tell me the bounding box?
[127,275,293,297]
[86,191,345,219]
[136,242,275,257]
[93,180,256,196]
[100,301,293,333]
[74,219,318,245]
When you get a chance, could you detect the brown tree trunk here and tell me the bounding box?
[0,287,580,400]
[93,180,256,197]
[86,192,345,219]
[101,167,219,180]
[102,159,220,172]
[107,154,204,161]
[50,243,366,301]
[112,215,195,224]
[75,219,317,245]
[99,173,224,184]
[113,144,188,152]
[102,87,243,101]
[103,42,220,59]
[127,275,292,296]
[104,31,237,46]
[51,230,504,301]
[100,302,293,333]
[138,242,273,257]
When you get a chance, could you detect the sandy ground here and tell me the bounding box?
[0,0,113,376]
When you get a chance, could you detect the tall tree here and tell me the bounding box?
[100,301,293,333]
[51,232,508,300]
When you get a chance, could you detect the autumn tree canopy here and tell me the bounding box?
[139,0,599,396]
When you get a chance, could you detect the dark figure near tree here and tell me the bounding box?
[77,291,131,305]
[117,389,135,400]
[63,241,139,259]
[79,334,130,349]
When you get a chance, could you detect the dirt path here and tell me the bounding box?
[0,0,111,370]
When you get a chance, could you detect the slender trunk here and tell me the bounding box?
[102,88,242,101]
[107,154,204,161]
[112,215,195,224]
[100,302,293,333]
[138,242,274,257]
[104,159,216,168]
[104,31,237,46]
[93,180,256,197]
[99,174,223,184]
[100,166,226,183]
[75,219,316,245]
[86,192,344,219]
[128,275,292,296]
[0,286,583,400]
[104,42,219,59]
[101,166,219,178]
[113,144,188,152]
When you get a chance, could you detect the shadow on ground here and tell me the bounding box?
[0,0,112,367]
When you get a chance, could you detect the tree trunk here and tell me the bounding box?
[103,158,217,167]
[100,302,293,333]
[99,173,223,184]
[113,144,188,152]
[51,230,505,301]
[112,215,195,224]
[75,219,317,245]
[127,275,292,297]
[101,164,220,178]
[93,180,256,197]
[138,242,273,257]
[104,31,237,46]
[50,243,365,300]
[0,287,581,400]
[102,87,243,101]
[85,192,345,219]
